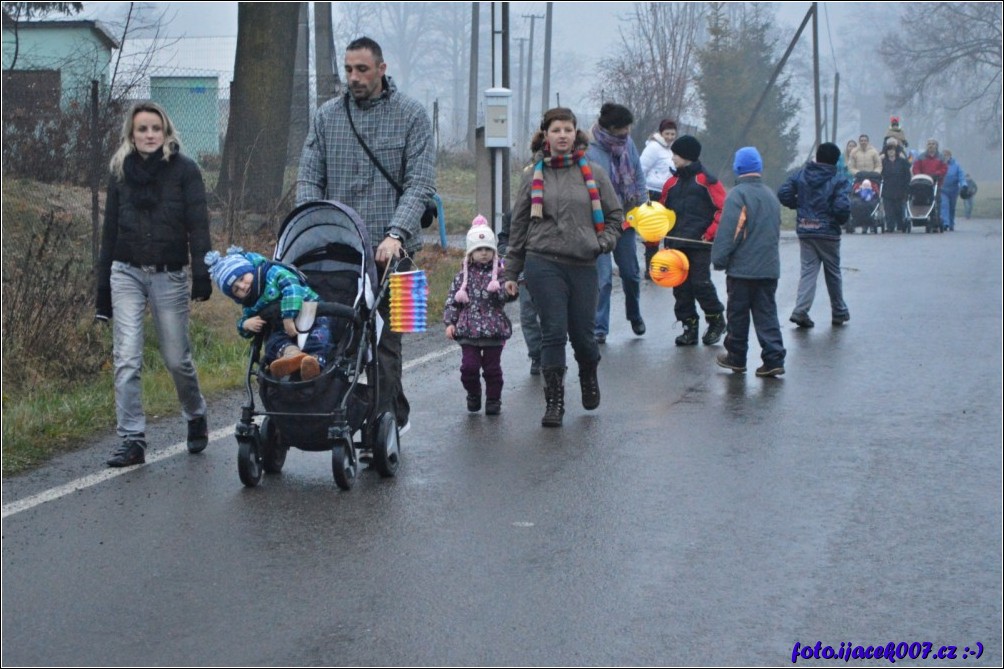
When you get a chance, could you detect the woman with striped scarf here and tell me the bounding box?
[503,108,624,427]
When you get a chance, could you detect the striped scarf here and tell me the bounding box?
[531,148,605,233]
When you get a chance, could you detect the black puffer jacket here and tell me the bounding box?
[660,160,726,246]
[97,152,211,291]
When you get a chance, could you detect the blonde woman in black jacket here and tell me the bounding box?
[96,101,212,467]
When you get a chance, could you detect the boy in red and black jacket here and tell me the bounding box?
[660,135,728,346]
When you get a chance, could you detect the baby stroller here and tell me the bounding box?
[847,171,886,234]
[906,174,941,233]
[234,200,402,490]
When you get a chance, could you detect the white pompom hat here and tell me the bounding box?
[454,215,500,304]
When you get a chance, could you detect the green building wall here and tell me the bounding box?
[150,76,221,162]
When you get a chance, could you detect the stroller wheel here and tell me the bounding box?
[259,417,287,474]
[237,436,263,487]
[372,412,400,478]
[332,440,356,490]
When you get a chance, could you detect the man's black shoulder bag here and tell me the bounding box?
[344,97,437,229]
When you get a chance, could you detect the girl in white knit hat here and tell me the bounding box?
[442,215,513,415]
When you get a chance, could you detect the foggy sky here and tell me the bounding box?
[75,2,999,177]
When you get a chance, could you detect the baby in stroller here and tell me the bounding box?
[206,246,333,381]
[848,171,884,233]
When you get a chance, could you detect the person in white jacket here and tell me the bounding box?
[640,118,677,200]
[640,118,677,278]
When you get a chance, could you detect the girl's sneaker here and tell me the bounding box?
[485,399,501,415]
[467,394,481,412]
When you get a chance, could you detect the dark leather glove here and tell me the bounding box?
[191,276,212,302]
[95,287,112,322]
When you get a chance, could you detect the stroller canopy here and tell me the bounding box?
[274,200,379,311]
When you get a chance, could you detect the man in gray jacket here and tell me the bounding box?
[711,147,786,377]
[297,36,435,432]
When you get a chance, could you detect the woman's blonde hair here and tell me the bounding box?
[109,101,182,180]
[530,107,589,154]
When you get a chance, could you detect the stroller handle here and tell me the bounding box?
[257,301,360,324]
[315,301,360,322]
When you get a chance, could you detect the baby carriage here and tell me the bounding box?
[847,171,886,234]
[906,174,941,233]
[234,200,402,490]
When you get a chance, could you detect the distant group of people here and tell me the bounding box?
[94,37,984,466]
[840,117,976,233]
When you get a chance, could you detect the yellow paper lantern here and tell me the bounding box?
[649,248,689,288]
[625,201,676,243]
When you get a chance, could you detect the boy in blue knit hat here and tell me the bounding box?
[206,246,331,380]
[711,147,786,377]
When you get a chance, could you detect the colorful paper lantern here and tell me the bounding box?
[649,248,689,288]
[625,201,676,243]
[389,270,428,333]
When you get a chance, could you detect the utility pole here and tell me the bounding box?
[314,1,338,105]
[832,72,840,144]
[541,2,552,112]
[515,37,528,159]
[812,2,821,150]
[523,12,544,138]
[467,2,479,154]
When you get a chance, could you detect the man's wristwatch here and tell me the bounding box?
[386,232,403,241]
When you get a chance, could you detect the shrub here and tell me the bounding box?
[1,205,108,391]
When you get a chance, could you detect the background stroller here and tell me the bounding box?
[235,200,402,490]
[906,174,942,233]
[847,171,886,234]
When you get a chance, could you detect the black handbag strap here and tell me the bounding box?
[344,95,404,196]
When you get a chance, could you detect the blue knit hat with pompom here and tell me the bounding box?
[205,245,254,301]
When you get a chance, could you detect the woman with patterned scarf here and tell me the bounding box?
[503,108,623,428]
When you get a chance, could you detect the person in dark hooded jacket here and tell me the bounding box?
[777,142,851,329]
[881,142,912,232]
[659,135,727,346]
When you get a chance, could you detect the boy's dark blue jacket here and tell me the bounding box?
[777,161,851,240]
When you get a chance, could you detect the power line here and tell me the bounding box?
[822,2,838,72]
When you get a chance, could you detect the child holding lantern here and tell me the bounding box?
[443,215,513,415]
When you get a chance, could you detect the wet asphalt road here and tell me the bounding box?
[3,220,1002,666]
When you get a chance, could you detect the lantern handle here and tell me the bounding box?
[662,235,713,246]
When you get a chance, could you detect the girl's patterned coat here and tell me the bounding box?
[443,262,512,344]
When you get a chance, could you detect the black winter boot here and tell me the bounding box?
[541,367,566,427]
[675,317,699,346]
[578,358,600,410]
[702,312,726,345]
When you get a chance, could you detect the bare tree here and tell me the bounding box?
[428,2,471,148]
[217,3,300,215]
[881,2,1003,147]
[332,3,378,53]
[591,2,705,142]
[103,2,180,105]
